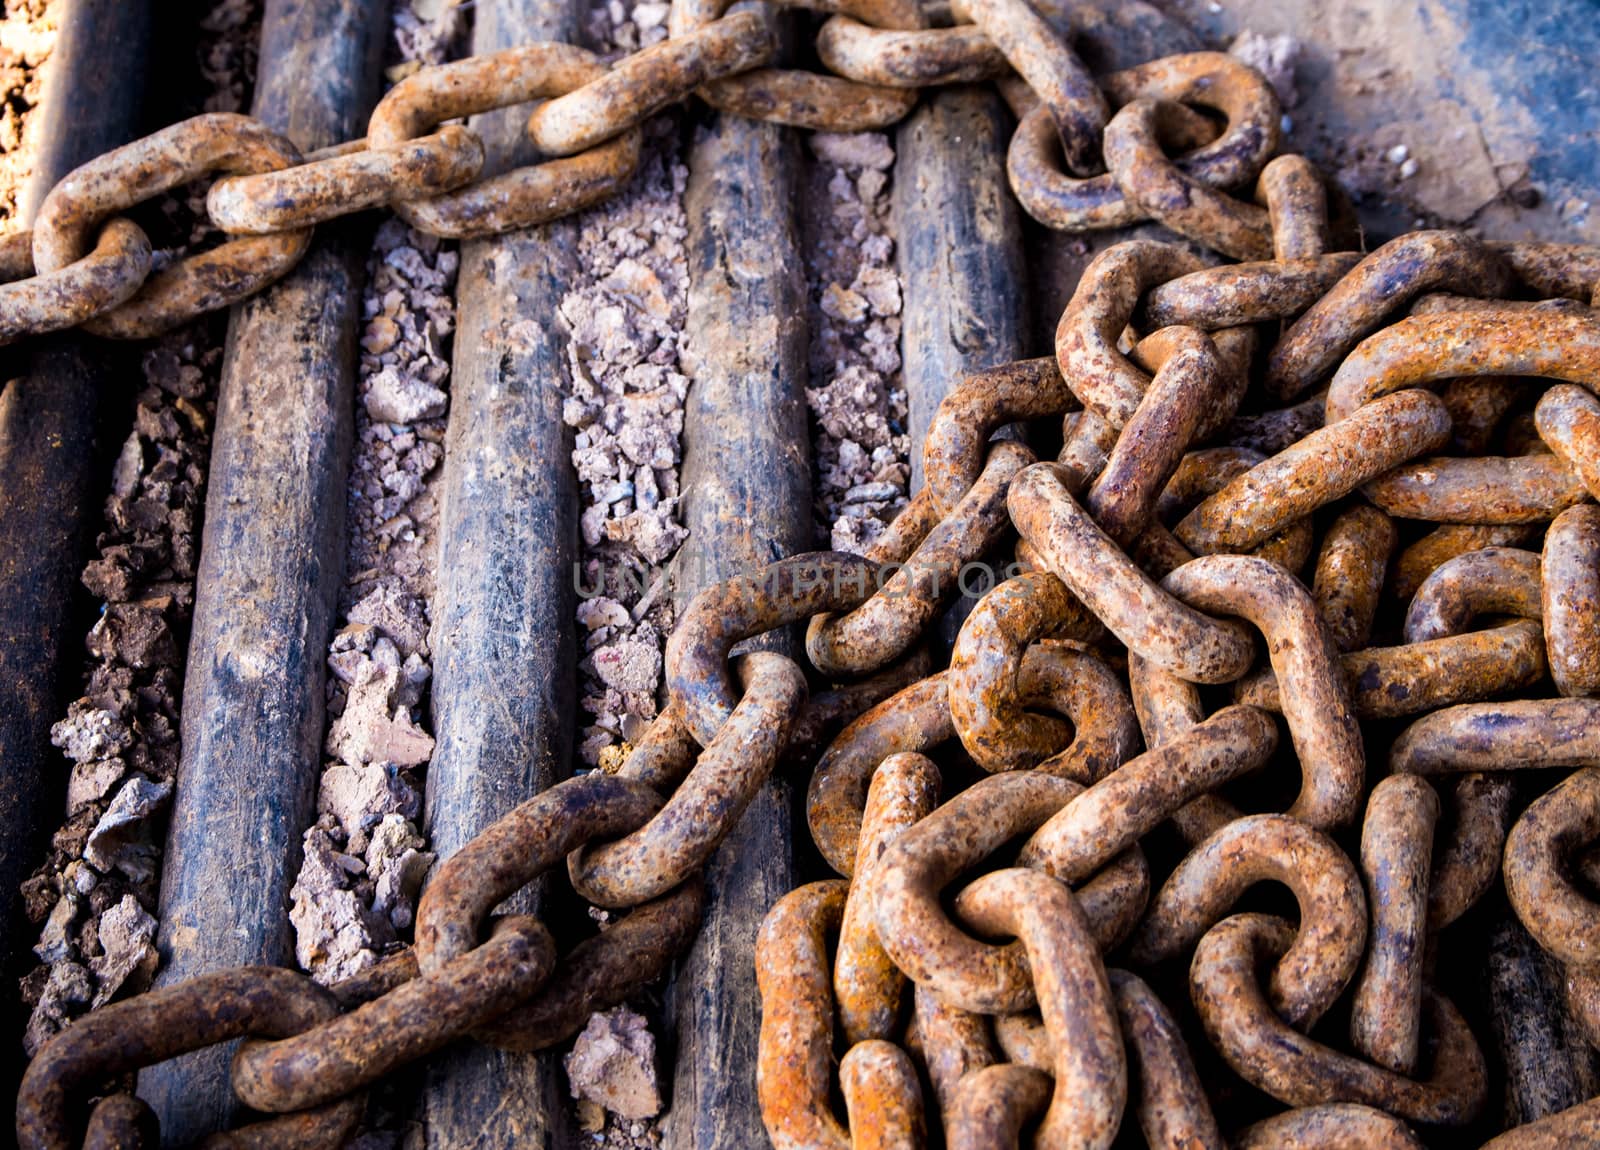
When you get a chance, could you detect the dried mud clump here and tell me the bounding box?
[801,131,910,555]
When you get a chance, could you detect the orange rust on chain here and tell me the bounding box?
[1390,699,1600,777]
[950,0,1107,176]
[1402,546,1542,643]
[1086,326,1227,545]
[31,113,311,338]
[1257,153,1332,259]
[784,645,935,768]
[1505,767,1600,971]
[1535,383,1600,500]
[1141,252,1361,330]
[0,219,150,344]
[1018,705,1276,883]
[17,968,362,1150]
[1175,389,1453,555]
[1543,505,1600,697]
[921,356,1076,516]
[1233,1103,1427,1149]
[1443,375,1526,455]
[912,983,995,1118]
[943,1064,1052,1150]
[1324,308,1600,423]
[367,42,643,237]
[666,552,877,746]
[808,671,954,878]
[1189,913,1487,1125]
[1233,619,1548,720]
[807,441,1035,677]
[206,126,485,234]
[947,570,1104,773]
[836,751,940,1045]
[1365,453,1590,525]
[1132,814,1368,1030]
[816,17,1005,88]
[838,1040,926,1150]
[1389,523,1537,601]
[1223,386,1327,455]
[1428,773,1514,933]
[81,1095,157,1150]
[670,0,919,131]
[1103,98,1274,260]
[1481,1096,1600,1150]
[230,916,557,1112]
[1163,555,1365,828]
[527,13,772,154]
[755,880,851,1150]
[1009,463,1257,684]
[1314,505,1397,652]
[1267,231,1516,402]
[1111,969,1224,1150]
[1126,652,1244,844]
[570,652,806,906]
[951,868,1127,1148]
[1350,774,1440,1077]
[1489,240,1600,301]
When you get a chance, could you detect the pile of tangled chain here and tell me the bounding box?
[11,0,1600,1146]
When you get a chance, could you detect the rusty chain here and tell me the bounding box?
[14,0,1600,1147]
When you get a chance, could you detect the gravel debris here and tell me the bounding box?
[800,131,910,554]
[566,1006,664,1121]
[0,0,56,225]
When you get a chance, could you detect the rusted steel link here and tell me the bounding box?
[944,1065,1052,1150]
[755,880,851,1150]
[1323,309,1600,423]
[570,652,806,905]
[0,218,150,344]
[992,1010,1050,1070]
[414,771,663,971]
[815,16,1005,87]
[1086,325,1226,544]
[367,43,642,238]
[1110,969,1223,1150]
[913,984,995,1116]
[1366,452,1590,524]
[1164,555,1365,828]
[948,570,1104,773]
[670,0,919,131]
[1056,406,1119,492]
[31,112,311,339]
[1442,375,1525,455]
[808,670,955,877]
[206,126,485,234]
[1018,705,1276,882]
[870,771,1136,1013]
[952,869,1126,1149]
[1489,240,1600,301]
[17,968,355,1150]
[1222,387,1327,456]
[1315,506,1396,652]
[666,551,877,746]
[1429,774,1514,933]
[1544,505,1600,697]
[1009,52,1279,235]
[807,441,1034,677]
[950,0,1107,176]
[81,1095,156,1150]
[1350,774,1440,1076]
[1389,699,1600,777]
[1009,463,1257,684]
[836,751,941,1045]
[1403,546,1542,642]
[785,646,935,768]
[1140,253,1360,330]
[1390,524,1536,602]
[1266,231,1516,402]
[231,916,557,1112]
[1232,1104,1427,1149]
[1505,409,1555,456]
[1536,384,1600,500]
[838,1041,926,1150]
[1175,389,1453,555]
[1055,240,1209,429]
[922,356,1076,516]
[1482,1096,1600,1150]
[1233,619,1548,720]
[1190,913,1487,1125]
[1126,653,1243,844]
[1132,814,1367,1030]
[1103,97,1273,260]
[1505,768,1600,971]
[1258,153,1331,259]
[477,879,705,1051]
[1140,445,1314,576]
[1152,445,1263,522]
[527,12,772,154]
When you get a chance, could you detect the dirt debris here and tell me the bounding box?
[567,1006,664,1122]
[0,0,56,226]
[800,131,910,554]
[1229,29,1299,109]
